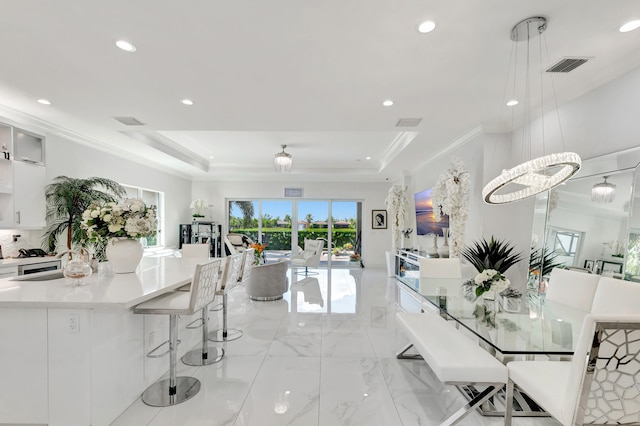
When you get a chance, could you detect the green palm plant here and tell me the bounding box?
[529,246,564,277]
[461,237,523,273]
[43,176,126,253]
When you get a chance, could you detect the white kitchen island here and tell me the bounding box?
[0,256,206,426]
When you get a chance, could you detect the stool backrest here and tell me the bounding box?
[181,243,210,259]
[188,259,223,313]
[221,252,244,292]
[239,248,256,283]
[546,268,600,312]
[565,314,640,425]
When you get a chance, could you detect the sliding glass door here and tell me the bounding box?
[227,199,361,267]
[261,200,293,263]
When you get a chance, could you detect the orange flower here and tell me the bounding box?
[250,242,267,253]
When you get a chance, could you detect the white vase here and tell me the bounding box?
[106,238,143,274]
[428,234,439,257]
[438,227,449,258]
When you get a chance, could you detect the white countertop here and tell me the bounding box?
[0,256,61,267]
[0,257,200,309]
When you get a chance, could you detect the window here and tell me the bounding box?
[122,184,163,247]
[548,228,582,267]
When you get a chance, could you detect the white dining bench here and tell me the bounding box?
[396,312,508,426]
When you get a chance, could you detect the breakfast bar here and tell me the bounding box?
[0,257,204,426]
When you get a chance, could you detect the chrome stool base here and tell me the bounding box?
[181,346,225,366]
[209,303,223,312]
[208,328,243,342]
[141,376,201,407]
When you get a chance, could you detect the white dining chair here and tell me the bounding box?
[546,267,600,312]
[590,276,640,314]
[181,243,210,259]
[505,313,640,425]
[418,258,462,278]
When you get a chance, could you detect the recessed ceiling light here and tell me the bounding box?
[115,40,136,52]
[417,20,436,33]
[619,20,640,32]
[37,99,51,105]
[365,156,371,160]
[506,99,519,107]
[181,99,194,106]
[209,155,214,159]
[382,99,394,107]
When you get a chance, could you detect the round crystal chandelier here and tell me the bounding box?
[482,17,581,205]
[274,145,292,173]
[591,176,616,203]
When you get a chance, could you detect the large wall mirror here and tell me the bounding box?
[531,148,640,284]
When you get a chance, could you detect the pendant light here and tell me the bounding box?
[482,17,581,204]
[591,176,616,203]
[274,145,293,173]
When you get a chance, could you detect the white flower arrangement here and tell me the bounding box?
[431,157,470,258]
[81,198,158,241]
[385,184,408,250]
[473,269,510,298]
[190,199,209,217]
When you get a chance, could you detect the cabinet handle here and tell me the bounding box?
[16,210,20,224]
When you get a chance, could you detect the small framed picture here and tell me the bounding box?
[372,210,387,229]
[584,260,594,271]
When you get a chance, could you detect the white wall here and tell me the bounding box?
[0,123,193,252]
[191,180,391,267]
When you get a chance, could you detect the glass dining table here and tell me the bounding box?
[396,275,589,417]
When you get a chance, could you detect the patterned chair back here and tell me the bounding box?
[188,258,223,313]
[220,253,244,293]
[568,314,640,424]
[239,248,256,283]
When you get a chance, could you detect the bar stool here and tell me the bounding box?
[133,259,221,406]
[238,247,256,284]
[208,252,245,342]
[181,258,226,366]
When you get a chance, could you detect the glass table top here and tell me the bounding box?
[398,276,588,355]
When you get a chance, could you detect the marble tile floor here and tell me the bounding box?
[112,267,561,426]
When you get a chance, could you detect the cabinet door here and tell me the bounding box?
[13,161,46,228]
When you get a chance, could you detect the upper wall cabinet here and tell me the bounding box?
[0,122,47,229]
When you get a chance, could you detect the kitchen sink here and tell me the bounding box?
[11,270,65,281]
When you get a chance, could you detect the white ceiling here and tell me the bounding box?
[1,0,640,182]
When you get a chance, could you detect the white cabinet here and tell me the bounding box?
[0,123,47,229]
[0,265,18,279]
[13,161,46,228]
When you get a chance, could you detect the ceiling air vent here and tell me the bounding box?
[396,118,422,127]
[113,116,146,126]
[546,57,590,73]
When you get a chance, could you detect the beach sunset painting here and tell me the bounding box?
[414,188,449,235]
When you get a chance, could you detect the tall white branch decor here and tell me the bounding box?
[385,184,408,251]
[432,157,470,258]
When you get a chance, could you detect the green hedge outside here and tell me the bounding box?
[234,228,356,251]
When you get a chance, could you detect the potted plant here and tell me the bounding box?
[43,176,126,255]
[461,237,523,274]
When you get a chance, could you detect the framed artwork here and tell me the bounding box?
[599,260,623,274]
[584,260,595,271]
[372,210,387,229]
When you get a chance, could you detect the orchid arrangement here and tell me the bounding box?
[190,199,209,217]
[81,198,158,242]
[432,157,470,258]
[385,184,408,251]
